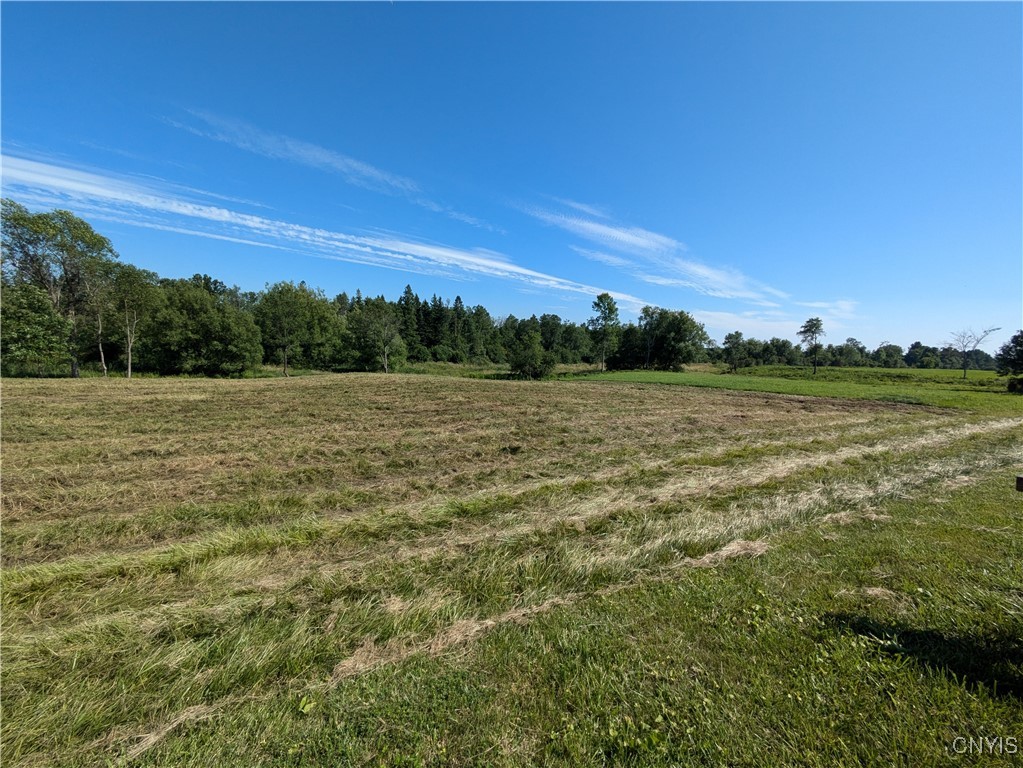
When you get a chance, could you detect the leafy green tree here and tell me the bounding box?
[604,308,708,371]
[654,309,709,369]
[797,317,825,374]
[347,297,405,372]
[588,293,621,372]
[904,341,941,369]
[723,331,747,373]
[143,278,261,376]
[767,337,800,366]
[255,281,343,374]
[608,323,645,369]
[638,306,660,368]
[80,256,119,376]
[834,338,868,367]
[2,200,119,376]
[0,281,71,375]
[508,328,555,379]
[539,313,563,356]
[995,330,1023,392]
[559,322,593,364]
[871,342,905,368]
[305,294,346,371]
[255,282,308,375]
[752,339,776,366]
[469,305,498,363]
[112,264,162,378]
[995,330,1023,375]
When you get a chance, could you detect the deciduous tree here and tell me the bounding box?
[723,331,747,373]
[255,281,309,376]
[113,264,161,378]
[1,200,119,376]
[144,277,262,376]
[347,297,405,373]
[0,281,70,375]
[508,328,555,379]
[994,330,1023,392]
[948,327,1000,380]
[588,293,620,372]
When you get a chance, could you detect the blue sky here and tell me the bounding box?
[2,2,1020,352]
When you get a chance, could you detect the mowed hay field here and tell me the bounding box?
[2,375,1021,766]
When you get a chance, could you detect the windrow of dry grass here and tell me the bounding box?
[1,374,1020,766]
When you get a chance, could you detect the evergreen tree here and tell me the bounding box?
[798,317,825,374]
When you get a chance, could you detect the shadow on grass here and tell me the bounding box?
[825,613,1023,700]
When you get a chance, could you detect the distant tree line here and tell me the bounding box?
[710,331,997,373]
[1,200,1016,382]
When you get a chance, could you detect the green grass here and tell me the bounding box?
[46,453,1022,768]
[400,361,598,379]
[2,374,1021,766]
[576,366,1020,413]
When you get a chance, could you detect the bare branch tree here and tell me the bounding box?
[948,327,1000,379]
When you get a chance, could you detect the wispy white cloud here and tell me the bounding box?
[1,154,647,310]
[177,110,419,195]
[569,245,634,269]
[173,110,497,231]
[795,299,858,320]
[691,309,804,342]
[634,257,791,303]
[528,202,792,304]
[693,299,859,344]
[411,196,505,233]
[549,196,611,220]
[528,207,682,256]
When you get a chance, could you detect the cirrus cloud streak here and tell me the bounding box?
[2,154,646,310]
[526,203,789,303]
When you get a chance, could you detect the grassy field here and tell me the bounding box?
[2,373,1021,766]
[577,366,1018,413]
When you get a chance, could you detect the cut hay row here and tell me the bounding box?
[1,374,1019,767]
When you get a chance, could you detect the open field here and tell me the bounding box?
[2,374,1021,766]
[578,366,1017,412]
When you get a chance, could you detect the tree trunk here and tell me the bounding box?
[125,309,137,379]
[97,314,107,377]
[69,310,80,378]
[283,347,290,377]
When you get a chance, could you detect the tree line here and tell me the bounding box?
[2,200,1018,382]
[717,330,998,374]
